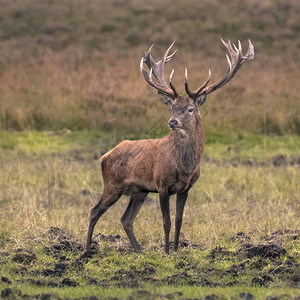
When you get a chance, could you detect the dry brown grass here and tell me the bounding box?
[0,48,299,135]
[0,0,299,134]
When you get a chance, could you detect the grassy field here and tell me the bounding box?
[0,0,300,299]
[0,130,299,299]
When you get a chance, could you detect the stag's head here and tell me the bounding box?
[140,39,254,132]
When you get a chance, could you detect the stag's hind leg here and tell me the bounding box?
[86,188,122,251]
[121,192,147,252]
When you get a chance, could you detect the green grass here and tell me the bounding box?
[3,286,300,300]
[1,129,299,162]
[205,129,300,163]
[0,130,299,299]
[3,286,300,299]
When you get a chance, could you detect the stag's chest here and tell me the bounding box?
[169,166,200,195]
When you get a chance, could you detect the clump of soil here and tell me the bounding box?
[239,243,286,259]
[1,288,22,299]
[205,295,222,300]
[233,232,251,243]
[272,155,288,167]
[170,239,203,250]
[42,261,68,277]
[16,278,59,287]
[251,274,274,287]
[126,290,186,300]
[80,189,91,195]
[107,266,157,288]
[60,277,79,287]
[162,269,218,287]
[1,288,12,298]
[1,288,61,300]
[270,154,300,167]
[44,227,83,255]
[262,230,299,243]
[12,249,36,265]
[226,260,250,276]
[87,232,133,254]
[176,260,197,270]
[239,292,254,300]
[94,233,121,242]
[78,249,99,264]
[90,265,157,288]
[1,276,11,284]
[289,273,300,287]
[210,246,234,259]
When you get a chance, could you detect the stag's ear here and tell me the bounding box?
[158,91,173,106]
[195,93,207,106]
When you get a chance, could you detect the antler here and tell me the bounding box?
[185,39,255,100]
[140,41,178,98]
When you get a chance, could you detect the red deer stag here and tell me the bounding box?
[86,39,254,254]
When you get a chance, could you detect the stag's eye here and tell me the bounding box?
[188,108,194,113]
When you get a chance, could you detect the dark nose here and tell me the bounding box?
[169,118,178,128]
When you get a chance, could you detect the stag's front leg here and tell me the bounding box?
[159,191,171,254]
[174,191,188,251]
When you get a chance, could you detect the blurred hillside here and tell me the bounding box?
[0,0,299,135]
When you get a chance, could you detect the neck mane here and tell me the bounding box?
[168,115,205,174]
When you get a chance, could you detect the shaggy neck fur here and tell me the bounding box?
[168,115,205,174]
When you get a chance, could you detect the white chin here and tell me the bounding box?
[178,129,188,138]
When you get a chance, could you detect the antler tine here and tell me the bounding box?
[190,69,212,95]
[155,40,177,86]
[169,69,178,97]
[166,49,177,63]
[140,58,170,92]
[203,54,233,92]
[140,41,178,98]
[140,57,164,91]
[149,68,153,80]
[183,39,233,98]
[238,40,242,52]
[163,40,177,62]
[143,44,155,72]
[185,39,254,100]
[239,39,255,67]
[203,38,254,95]
[184,68,193,98]
[246,39,255,59]
[185,68,211,97]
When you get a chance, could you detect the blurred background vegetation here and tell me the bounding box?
[0,0,299,136]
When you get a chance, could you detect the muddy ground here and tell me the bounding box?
[0,227,299,300]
